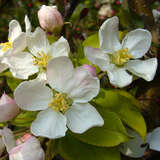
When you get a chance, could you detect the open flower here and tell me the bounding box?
[0,93,19,122]
[3,28,70,80]
[0,15,31,74]
[119,127,160,158]
[14,57,104,139]
[0,127,45,160]
[152,9,160,22]
[84,16,158,88]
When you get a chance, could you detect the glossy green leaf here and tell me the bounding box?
[58,134,120,160]
[83,33,99,48]
[73,109,129,147]
[93,89,146,139]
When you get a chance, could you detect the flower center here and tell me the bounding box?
[33,51,51,68]
[48,93,73,114]
[0,40,13,52]
[110,48,133,66]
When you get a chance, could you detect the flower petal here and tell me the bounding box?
[50,37,70,58]
[65,103,104,134]
[1,127,16,152]
[31,108,67,139]
[9,20,22,41]
[27,27,50,56]
[147,127,160,151]
[47,57,74,92]
[99,16,121,53]
[122,29,152,58]
[0,62,8,73]
[68,67,100,103]
[84,46,110,67]
[12,33,27,54]
[9,136,45,160]
[119,129,146,158]
[126,58,157,81]
[25,15,31,33]
[14,80,53,111]
[2,52,39,79]
[107,67,133,88]
[0,93,19,122]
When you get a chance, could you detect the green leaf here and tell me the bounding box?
[83,33,99,48]
[11,111,37,127]
[58,134,120,160]
[93,89,146,139]
[73,109,129,147]
[7,77,22,92]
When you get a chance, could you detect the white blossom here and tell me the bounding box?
[14,57,104,139]
[84,16,158,88]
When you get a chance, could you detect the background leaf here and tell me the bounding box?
[58,134,121,160]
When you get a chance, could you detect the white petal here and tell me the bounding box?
[12,33,27,54]
[9,136,45,160]
[14,80,53,111]
[25,15,31,33]
[147,127,160,151]
[47,57,74,92]
[65,103,104,134]
[152,9,160,22]
[84,47,110,70]
[0,62,8,73]
[119,129,146,158]
[0,93,19,122]
[99,16,121,53]
[107,67,133,88]
[1,127,16,152]
[31,108,67,139]
[27,27,50,56]
[68,67,100,103]
[50,37,70,58]
[122,29,152,58]
[9,20,22,41]
[126,58,157,81]
[2,52,39,79]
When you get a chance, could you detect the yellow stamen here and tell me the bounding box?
[0,39,13,52]
[33,51,51,68]
[48,93,73,114]
[110,48,133,66]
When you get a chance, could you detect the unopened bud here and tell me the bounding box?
[0,93,19,122]
[98,5,113,19]
[38,5,63,33]
[83,64,97,77]
[9,134,45,160]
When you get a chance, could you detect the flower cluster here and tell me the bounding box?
[0,4,158,160]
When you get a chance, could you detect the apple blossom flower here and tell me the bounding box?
[9,134,45,160]
[0,93,19,122]
[98,4,113,19]
[38,5,63,33]
[119,127,160,158]
[0,127,45,160]
[152,9,160,22]
[14,57,104,139]
[82,64,97,77]
[0,15,32,74]
[84,16,158,88]
[3,28,70,79]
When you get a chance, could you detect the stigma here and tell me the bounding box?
[33,51,51,68]
[48,93,73,114]
[110,48,133,66]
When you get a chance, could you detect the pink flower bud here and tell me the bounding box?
[38,5,63,33]
[9,134,45,160]
[0,93,19,122]
[82,64,97,77]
